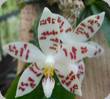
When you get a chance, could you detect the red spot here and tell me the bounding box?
[25,49,30,60]
[73,84,78,89]
[57,17,62,23]
[30,67,37,74]
[47,17,51,24]
[30,83,36,88]
[61,80,65,84]
[28,77,34,82]
[70,86,75,93]
[52,18,56,24]
[49,46,56,50]
[24,44,27,49]
[19,86,25,91]
[60,29,64,33]
[40,19,47,25]
[65,27,72,33]
[66,76,69,80]
[28,77,36,88]
[20,48,24,57]
[72,47,77,60]
[66,81,71,86]
[96,16,100,20]
[70,75,75,81]
[95,20,100,27]
[88,26,94,33]
[60,21,64,29]
[81,23,86,27]
[88,19,94,25]
[63,48,68,56]
[40,36,46,40]
[21,82,28,87]
[81,47,88,54]
[50,38,59,43]
[9,45,18,55]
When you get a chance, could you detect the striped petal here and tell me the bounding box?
[3,42,45,69]
[55,64,82,96]
[58,12,105,43]
[55,41,103,63]
[74,12,105,41]
[38,7,61,55]
[16,64,43,97]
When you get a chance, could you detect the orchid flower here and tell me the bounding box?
[3,8,105,98]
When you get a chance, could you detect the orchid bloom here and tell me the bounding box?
[3,8,105,98]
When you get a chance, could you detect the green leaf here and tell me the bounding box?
[5,75,75,99]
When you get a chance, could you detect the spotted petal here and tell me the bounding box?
[16,64,43,97]
[38,7,61,55]
[74,12,105,42]
[55,41,103,63]
[55,64,82,96]
[58,12,105,43]
[3,42,45,68]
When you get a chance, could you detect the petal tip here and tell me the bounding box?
[43,7,51,13]
[75,89,82,96]
[100,12,105,16]
[42,77,55,98]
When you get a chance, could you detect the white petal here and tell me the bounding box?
[74,12,105,42]
[3,42,46,68]
[55,14,74,44]
[0,92,5,99]
[42,77,55,98]
[56,12,105,43]
[16,64,43,97]
[38,7,61,55]
[55,41,103,63]
[55,64,82,96]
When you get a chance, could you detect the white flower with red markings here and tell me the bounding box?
[3,7,105,98]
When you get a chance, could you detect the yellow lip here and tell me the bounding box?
[43,65,54,77]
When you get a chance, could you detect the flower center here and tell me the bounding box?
[43,65,54,77]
